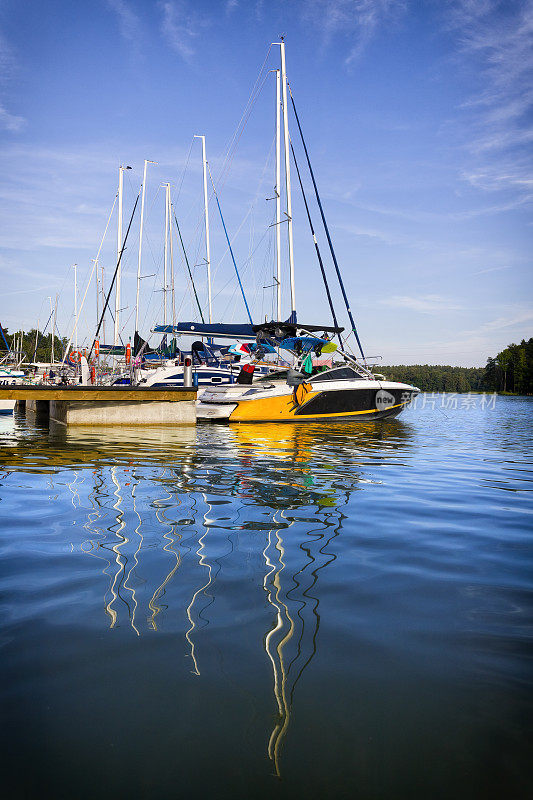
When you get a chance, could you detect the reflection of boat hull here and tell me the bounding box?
[0,400,15,415]
[0,370,26,415]
[198,379,419,423]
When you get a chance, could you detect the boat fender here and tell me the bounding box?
[90,366,96,384]
[237,363,255,384]
[291,381,312,408]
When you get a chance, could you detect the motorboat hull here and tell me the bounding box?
[197,379,419,423]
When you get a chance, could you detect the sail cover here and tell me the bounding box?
[254,321,344,340]
[154,322,256,340]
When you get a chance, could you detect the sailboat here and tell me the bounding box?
[197,41,419,423]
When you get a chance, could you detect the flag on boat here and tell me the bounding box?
[228,342,251,356]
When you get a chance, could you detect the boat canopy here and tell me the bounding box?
[253,321,344,340]
[154,322,256,340]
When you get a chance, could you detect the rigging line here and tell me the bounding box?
[89,193,140,361]
[176,136,195,202]
[289,139,341,343]
[207,164,253,324]
[173,210,205,323]
[31,310,52,362]
[216,69,273,194]
[288,84,365,359]
[60,193,118,363]
[211,222,271,308]
[36,309,53,342]
[211,133,276,285]
[215,44,273,188]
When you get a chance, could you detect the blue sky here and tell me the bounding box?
[0,0,531,366]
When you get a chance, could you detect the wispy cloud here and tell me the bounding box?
[449,1,533,196]
[159,1,208,62]
[461,161,533,196]
[472,264,511,275]
[0,30,16,80]
[302,0,406,64]
[0,31,26,133]
[345,194,531,224]
[0,102,25,132]
[379,294,464,313]
[2,285,55,298]
[466,309,533,334]
[106,0,141,42]
[379,305,533,364]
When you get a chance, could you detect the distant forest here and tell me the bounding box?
[380,364,486,393]
[382,337,533,394]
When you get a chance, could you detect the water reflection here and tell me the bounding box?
[0,417,414,776]
[1,401,531,798]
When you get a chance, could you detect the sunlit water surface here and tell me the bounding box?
[0,396,532,799]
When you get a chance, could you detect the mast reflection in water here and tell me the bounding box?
[1,404,531,800]
[70,420,384,776]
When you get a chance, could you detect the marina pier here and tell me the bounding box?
[0,385,197,425]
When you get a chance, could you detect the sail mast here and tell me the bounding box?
[94,259,99,333]
[195,135,212,323]
[164,182,169,326]
[136,160,155,334]
[169,199,176,332]
[101,266,106,346]
[73,263,77,352]
[115,165,124,347]
[275,68,282,320]
[114,165,131,348]
[279,39,296,318]
[52,296,57,365]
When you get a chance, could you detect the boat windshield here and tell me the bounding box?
[311,366,362,382]
[257,369,289,382]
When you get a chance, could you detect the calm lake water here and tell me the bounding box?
[0,395,532,799]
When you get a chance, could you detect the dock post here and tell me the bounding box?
[183,356,193,388]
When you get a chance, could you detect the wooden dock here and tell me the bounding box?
[0,385,197,426]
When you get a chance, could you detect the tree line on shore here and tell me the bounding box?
[382,338,533,394]
[380,364,487,393]
[1,328,67,364]
[483,338,533,394]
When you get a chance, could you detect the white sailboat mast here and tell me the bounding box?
[136,160,155,334]
[169,198,176,330]
[48,297,53,364]
[73,263,78,351]
[115,165,124,347]
[195,134,212,323]
[280,40,296,317]
[94,258,99,332]
[275,68,282,320]
[164,182,170,326]
[52,295,57,365]
[101,265,106,346]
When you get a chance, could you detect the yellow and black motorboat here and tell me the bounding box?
[197,360,419,423]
